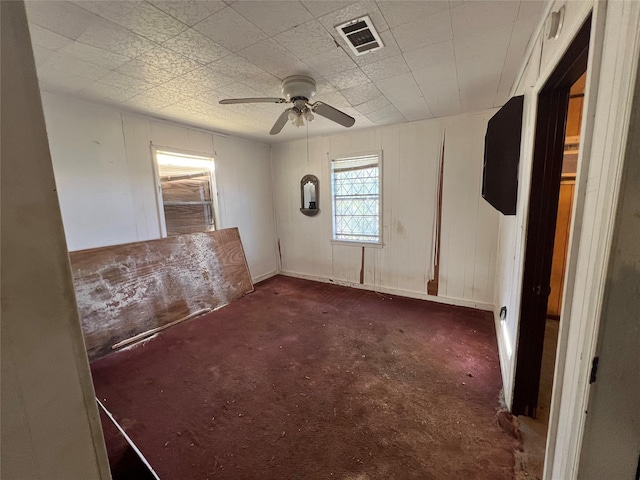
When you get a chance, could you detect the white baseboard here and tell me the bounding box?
[493,309,514,409]
[278,269,494,312]
[252,270,278,284]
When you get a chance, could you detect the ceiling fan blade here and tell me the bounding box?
[270,109,291,135]
[219,97,286,105]
[311,102,355,128]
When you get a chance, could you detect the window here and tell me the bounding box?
[330,152,382,245]
[153,148,218,237]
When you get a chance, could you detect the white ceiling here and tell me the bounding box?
[26,0,545,144]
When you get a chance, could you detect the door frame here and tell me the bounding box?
[512,17,592,417]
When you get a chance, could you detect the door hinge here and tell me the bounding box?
[589,356,599,384]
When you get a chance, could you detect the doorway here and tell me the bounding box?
[512,16,591,419]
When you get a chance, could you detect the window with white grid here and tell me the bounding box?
[331,152,382,245]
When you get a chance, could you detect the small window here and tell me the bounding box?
[330,152,382,245]
[153,148,218,237]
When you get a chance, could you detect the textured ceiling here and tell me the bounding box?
[26,0,545,144]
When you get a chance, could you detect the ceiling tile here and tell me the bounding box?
[393,9,452,53]
[459,84,497,112]
[193,7,267,52]
[25,1,98,40]
[163,29,231,65]
[403,40,454,72]
[58,42,131,70]
[274,20,336,60]
[324,67,370,90]
[80,83,137,103]
[76,17,157,58]
[124,93,178,111]
[303,47,357,76]
[314,76,338,95]
[216,83,265,100]
[77,1,188,43]
[28,24,73,51]
[239,40,314,79]
[316,90,351,109]
[39,52,111,81]
[376,0,449,29]
[179,66,236,91]
[494,89,511,107]
[413,62,461,117]
[195,90,227,108]
[32,45,57,67]
[301,1,356,18]
[497,14,539,94]
[518,1,545,19]
[372,111,406,126]
[341,81,382,106]
[38,72,95,95]
[148,1,227,26]
[97,71,155,95]
[317,1,389,35]
[230,1,313,37]
[173,97,224,115]
[355,95,391,114]
[135,46,202,76]
[456,55,503,90]
[450,1,519,38]
[241,72,284,97]
[396,101,434,122]
[116,59,177,85]
[375,72,432,121]
[361,54,410,82]
[208,55,267,83]
[453,23,512,64]
[366,103,402,122]
[143,85,192,103]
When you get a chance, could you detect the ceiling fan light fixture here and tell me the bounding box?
[218,75,355,135]
[291,112,305,128]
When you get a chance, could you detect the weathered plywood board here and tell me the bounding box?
[70,228,253,360]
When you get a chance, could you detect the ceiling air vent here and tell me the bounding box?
[335,15,384,56]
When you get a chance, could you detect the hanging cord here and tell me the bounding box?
[306,119,310,163]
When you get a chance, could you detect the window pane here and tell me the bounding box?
[331,155,380,243]
[156,151,216,237]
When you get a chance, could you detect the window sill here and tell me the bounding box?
[330,240,384,249]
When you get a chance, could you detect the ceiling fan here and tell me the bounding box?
[219,75,355,135]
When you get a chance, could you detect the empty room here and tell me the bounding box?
[2,1,639,480]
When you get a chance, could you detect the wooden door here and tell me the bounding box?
[547,180,575,318]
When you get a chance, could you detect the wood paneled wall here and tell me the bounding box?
[41,93,278,282]
[70,228,253,360]
[271,111,499,309]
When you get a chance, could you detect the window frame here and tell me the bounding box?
[151,144,220,238]
[329,150,384,248]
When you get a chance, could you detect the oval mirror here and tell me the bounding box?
[300,174,319,216]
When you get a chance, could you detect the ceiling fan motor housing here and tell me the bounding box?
[282,75,316,102]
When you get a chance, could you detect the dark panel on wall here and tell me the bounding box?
[482,95,525,215]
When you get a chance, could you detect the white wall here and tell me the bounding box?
[491,0,595,408]
[578,51,640,480]
[41,93,277,281]
[1,2,110,478]
[271,111,500,310]
[489,1,640,478]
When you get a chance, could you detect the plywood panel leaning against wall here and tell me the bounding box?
[70,228,253,359]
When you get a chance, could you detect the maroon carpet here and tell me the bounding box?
[91,275,517,479]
